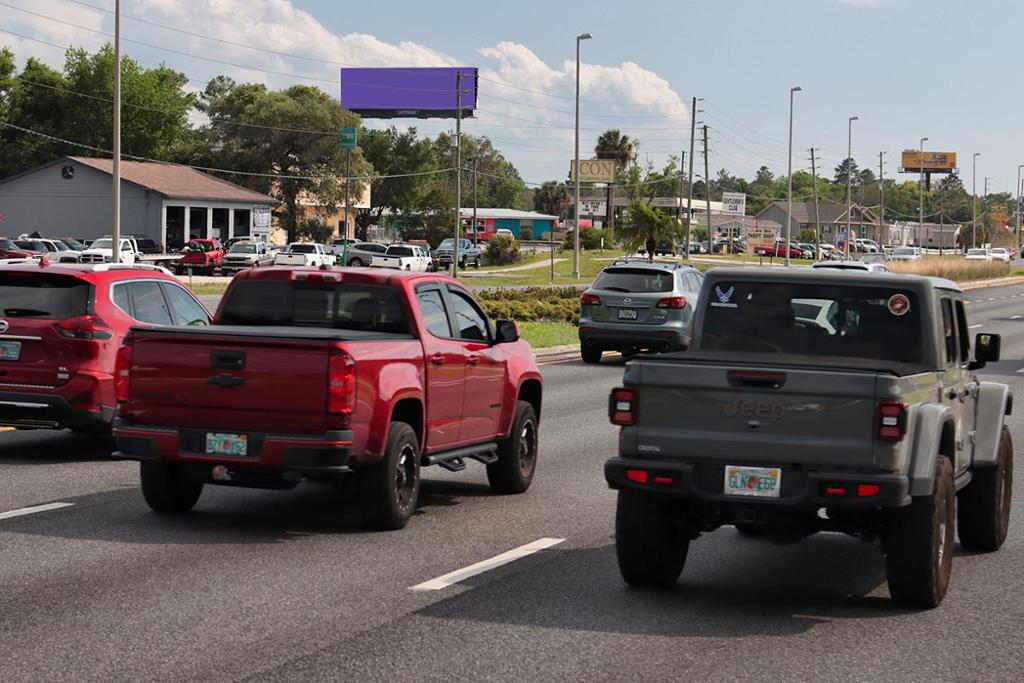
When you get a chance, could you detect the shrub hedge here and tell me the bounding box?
[476,286,581,323]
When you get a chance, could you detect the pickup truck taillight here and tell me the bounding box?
[115,340,133,404]
[656,296,688,309]
[580,292,601,306]
[878,401,908,441]
[328,345,357,428]
[609,387,637,426]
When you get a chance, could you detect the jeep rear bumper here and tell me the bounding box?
[113,419,353,478]
[605,457,910,509]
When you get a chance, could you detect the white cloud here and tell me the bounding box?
[0,0,689,183]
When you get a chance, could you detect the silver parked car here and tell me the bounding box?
[579,258,704,363]
[343,242,387,267]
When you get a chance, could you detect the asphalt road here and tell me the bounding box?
[3,282,1024,681]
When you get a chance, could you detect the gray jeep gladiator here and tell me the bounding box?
[605,268,1013,608]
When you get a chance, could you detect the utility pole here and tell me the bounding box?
[919,137,928,248]
[703,125,712,255]
[471,156,479,246]
[810,148,821,260]
[678,150,687,259]
[878,151,886,247]
[453,70,462,278]
[1017,165,1024,259]
[984,176,991,197]
[112,0,121,263]
[972,152,980,249]
[686,96,698,255]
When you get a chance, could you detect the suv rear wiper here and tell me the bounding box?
[601,286,632,293]
[3,308,51,316]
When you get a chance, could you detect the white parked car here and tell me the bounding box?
[989,247,1011,263]
[80,237,138,264]
[371,244,433,271]
[965,248,992,261]
[889,246,922,262]
[273,242,333,267]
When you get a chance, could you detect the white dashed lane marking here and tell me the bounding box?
[970,324,984,329]
[0,502,75,522]
[409,538,566,591]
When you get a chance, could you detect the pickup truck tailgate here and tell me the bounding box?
[128,328,329,433]
[630,359,880,469]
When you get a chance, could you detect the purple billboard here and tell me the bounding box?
[340,67,478,119]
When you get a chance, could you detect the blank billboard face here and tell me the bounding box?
[340,67,477,119]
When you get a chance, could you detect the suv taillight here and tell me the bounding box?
[54,315,113,340]
[328,345,357,428]
[115,342,133,404]
[656,296,688,309]
[581,292,601,306]
[609,387,637,426]
[878,401,908,441]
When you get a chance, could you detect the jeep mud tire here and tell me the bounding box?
[958,426,1013,551]
[615,490,689,588]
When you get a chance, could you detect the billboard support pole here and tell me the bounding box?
[453,70,462,279]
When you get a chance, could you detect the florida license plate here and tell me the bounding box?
[617,308,638,320]
[724,465,781,498]
[205,433,248,456]
[0,340,22,361]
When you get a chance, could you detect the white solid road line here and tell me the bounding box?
[409,537,566,591]
[1012,315,1023,320]
[0,502,75,522]
[970,324,984,329]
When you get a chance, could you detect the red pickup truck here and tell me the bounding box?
[113,267,543,529]
[175,238,225,275]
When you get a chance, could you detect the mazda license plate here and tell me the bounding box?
[724,465,781,498]
[617,308,638,320]
[205,433,248,456]
[0,340,22,361]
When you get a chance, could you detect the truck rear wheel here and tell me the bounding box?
[884,456,955,608]
[958,426,1013,551]
[140,461,203,513]
[615,490,689,588]
[358,422,420,530]
[487,401,538,494]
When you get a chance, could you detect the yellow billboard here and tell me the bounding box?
[901,151,957,173]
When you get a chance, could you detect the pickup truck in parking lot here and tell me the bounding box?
[371,244,433,271]
[274,242,333,268]
[113,267,543,530]
[605,268,1012,608]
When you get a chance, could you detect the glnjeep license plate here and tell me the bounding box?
[724,465,781,498]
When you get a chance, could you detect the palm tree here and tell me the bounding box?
[594,129,638,174]
[533,181,571,219]
[619,201,683,257]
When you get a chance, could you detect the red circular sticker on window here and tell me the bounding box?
[888,294,910,316]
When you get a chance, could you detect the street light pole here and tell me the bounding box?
[919,137,928,248]
[572,32,592,279]
[785,86,802,267]
[112,0,121,263]
[845,116,858,258]
[973,152,981,249]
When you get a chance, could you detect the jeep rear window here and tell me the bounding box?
[593,268,674,293]
[219,280,409,334]
[0,273,90,319]
[699,282,924,363]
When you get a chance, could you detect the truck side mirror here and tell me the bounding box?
[971,332,1001,369]
[494,319,520,344]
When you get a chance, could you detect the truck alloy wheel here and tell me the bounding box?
[487,401,538,494]
[358,422,420,530]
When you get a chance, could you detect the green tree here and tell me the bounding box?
[359,126,438,239]
[533,181,571,218]
[619,200,682,255]
[594,129,638,176]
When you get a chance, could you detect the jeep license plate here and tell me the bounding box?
[617,308,638,320]
[0,340,22,361]
[724,465,781,498]
[205,433,248,456]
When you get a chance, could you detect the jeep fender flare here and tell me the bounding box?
[907,403,956,496]
[972,382,1012,467]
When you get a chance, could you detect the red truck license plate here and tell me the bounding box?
[205,433,248,456]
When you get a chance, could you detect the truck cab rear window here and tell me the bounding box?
[219,281,408,333]
[0,273,90,319]
[700,282,924,363]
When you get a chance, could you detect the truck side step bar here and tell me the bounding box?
[424,442,499,471]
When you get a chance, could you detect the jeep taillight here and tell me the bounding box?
[878,401,908,441]
[328,345,356,428]
[656,296,688,309]
[54,315,113,340]
[115,340,133,404]
[609,387,637,426]
[580,292,601,306]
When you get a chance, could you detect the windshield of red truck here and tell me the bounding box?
[218,280,409,333]
[699,282,924,364]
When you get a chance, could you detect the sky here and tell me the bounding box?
[1,0,1021,195]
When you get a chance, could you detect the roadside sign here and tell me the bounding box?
[578,199,606,215]
[340,127,358,150]
[991,204,1009,223]
[253,206,271,229]
[570,159,615,183]
[721,192,746,215]
[746,226,779,251]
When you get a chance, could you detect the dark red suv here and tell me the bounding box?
[0,262,211,434]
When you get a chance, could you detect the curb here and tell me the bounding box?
[533,343,579,364]
[960,276,1024,291]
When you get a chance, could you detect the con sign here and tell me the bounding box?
[722,192,746,216]
[570,159,616,183]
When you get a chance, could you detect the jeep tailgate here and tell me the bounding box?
[626,359,881,469]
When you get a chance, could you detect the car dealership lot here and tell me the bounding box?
[3,282,1024,680]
